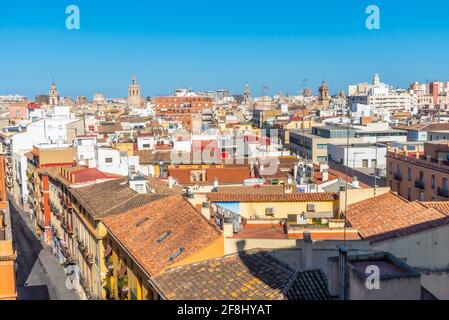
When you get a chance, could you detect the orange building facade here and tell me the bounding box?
[27,146,76,244]
[386,142,449,202]
[0,208,17,300]
[152,96,212,132]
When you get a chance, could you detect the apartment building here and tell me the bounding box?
[101,195,224,300]
[288,127,363,164]
[0,208,17,300]
[252,108,283,128]
[386,141,449,201]
[0,155,7,209]
[45,167,120,300]
[152,96,212,132]
[96,146,140,176]
[346,191,449,299]
[289,124,406,164]
[26,145,76,243]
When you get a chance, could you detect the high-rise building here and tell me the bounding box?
[128,74,142,108]
[152,96,212,132]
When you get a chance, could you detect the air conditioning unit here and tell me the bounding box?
[307,203,316,212]
[266,208,275,216]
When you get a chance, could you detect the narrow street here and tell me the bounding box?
[9,197,80,300]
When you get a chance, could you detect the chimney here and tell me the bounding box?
[293,163,298,181]
[301,231,314,270]
[352,176,359,188]
[201,202,211,220]
[168,176,175,188]
[213,178,219,190]
[284,185,293,194]
[223,223,234,238]
[322,169,329,182]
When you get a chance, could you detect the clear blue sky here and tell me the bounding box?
[1,0,449,98]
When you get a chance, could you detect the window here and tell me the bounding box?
[407,187,411,201]
[396,164,401,176]
[407,168,412,181]
[362,159,368,168]
[317,156,327,164]
[317,144,327,150]
[443,178,448,191]
[431,175,436,189]
[105,158,113,163]
[389,161,393,174]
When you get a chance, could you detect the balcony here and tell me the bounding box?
[415,180,425,190]
[393,173,402,181]
[437,187,449,198]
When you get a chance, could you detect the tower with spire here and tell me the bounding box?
[49,81,60,106]
[128,73,142,108]
[243,82,252,104]
[373,73,380,86]
[318,81,330,108]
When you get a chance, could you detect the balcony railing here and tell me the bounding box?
[394,173,402,181]
[437,187,449,198]
[415,180,425,190]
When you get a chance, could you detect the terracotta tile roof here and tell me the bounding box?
[138,150,173,165]
[346,192,449,243]
[422,201,449,215]
[395,122,449,132]
[98,122,123,134]
[147,176,183,195]
[233,224,288,240]
[153,250,332,300]
[169,166,252,186]
[312,164,370,187]
[217,184,298,195]
[102,195,221,276]
[70,178,167,218]
[208,192,338,203]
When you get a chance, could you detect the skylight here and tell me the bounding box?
[156,231,172,243]
[168,247,185,262]
[135,217,149,227]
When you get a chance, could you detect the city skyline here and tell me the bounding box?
[1,1,449,97]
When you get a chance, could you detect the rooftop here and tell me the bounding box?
[153,250,332,300]
[102,195,222,276]
[346,192,449,243]
[208,192,338,203]
[70,177,170,218]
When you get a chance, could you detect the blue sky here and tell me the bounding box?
[1,0,449,98]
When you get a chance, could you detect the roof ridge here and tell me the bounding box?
[182,196,223,235]
[158,248,271,275]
